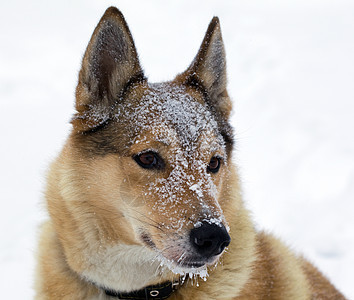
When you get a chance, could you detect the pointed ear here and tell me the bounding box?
[175,17,231,120]
[72,7,145,132]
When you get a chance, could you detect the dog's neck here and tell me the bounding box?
[79,243,175,293]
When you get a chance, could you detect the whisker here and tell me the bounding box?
[177,251,186,263]
[85,202,168,233]
[129,207,163,227]
[86,202,120,215]
[124,213,167,233]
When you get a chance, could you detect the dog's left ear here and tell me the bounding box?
[72,7,145,132]
[175,17,231,120]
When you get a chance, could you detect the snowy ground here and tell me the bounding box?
[1,0,353,298]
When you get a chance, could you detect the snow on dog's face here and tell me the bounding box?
[116,82,230,271]
[68,7,233,278]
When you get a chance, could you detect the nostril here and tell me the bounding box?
[194,237,213,248]
[217,240,230,255]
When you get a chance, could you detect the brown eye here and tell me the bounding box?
[207,156,221,173]
[134,151,164,170]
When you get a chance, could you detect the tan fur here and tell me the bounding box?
[36,7,346,299]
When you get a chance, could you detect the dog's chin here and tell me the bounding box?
[181,261,206,268]
[160,254,220,276]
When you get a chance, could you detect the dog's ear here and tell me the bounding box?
[175,17,231,120]
[72,7,145,132]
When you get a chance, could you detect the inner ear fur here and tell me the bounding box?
[175,17,232,120]
[72,7,145,132]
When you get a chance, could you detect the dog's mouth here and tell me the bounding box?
[157,253,221,280]
[182,261,205,268]
[162,254,214,272]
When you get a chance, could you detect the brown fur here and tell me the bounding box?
[36,7,346,300]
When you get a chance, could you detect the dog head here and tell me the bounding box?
[52,7,238,288]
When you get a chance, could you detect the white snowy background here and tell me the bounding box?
[1,0,353,298]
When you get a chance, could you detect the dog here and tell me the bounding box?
[35,7,346,300]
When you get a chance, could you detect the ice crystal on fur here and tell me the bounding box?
[189,183,203,198]
[194,217,224,228]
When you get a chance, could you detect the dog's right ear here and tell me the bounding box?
[72,7,145,132]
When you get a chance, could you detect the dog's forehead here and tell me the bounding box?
[118,82,225,152]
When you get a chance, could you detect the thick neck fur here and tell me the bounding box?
[80,244,173,292]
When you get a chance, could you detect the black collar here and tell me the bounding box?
[104,280,182,300]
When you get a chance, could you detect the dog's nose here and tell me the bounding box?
[190,222,231,258]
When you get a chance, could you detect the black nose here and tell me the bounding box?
[190,222,231,259]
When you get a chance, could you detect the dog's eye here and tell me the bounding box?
[134,151,164,170]
[207,157,221,173]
